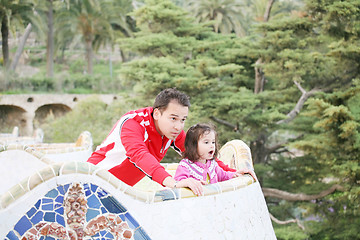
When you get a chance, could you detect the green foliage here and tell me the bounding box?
[41,96,137,147]
[290,84,360,239]
[273,223,308,240]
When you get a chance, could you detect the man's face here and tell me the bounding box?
[153,100,188,140]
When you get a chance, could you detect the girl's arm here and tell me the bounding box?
[215,163,237,182]
[215,158,257,181]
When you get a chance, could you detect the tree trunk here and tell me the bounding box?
[119,48,127,62]
[262,184,344,201]
[85,39,93,74]
[250,133,269,164]
[254,0,276,93]
[264,0,275,22]
[277,81,320,124]
[9,23,32,72]
[46,0,54,78]
[254,58,265,94]
[1,16,9,68]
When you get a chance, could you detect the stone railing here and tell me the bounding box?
[0,140,276,240]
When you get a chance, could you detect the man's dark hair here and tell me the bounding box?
[153,88,190,112]
[183,123,218,162]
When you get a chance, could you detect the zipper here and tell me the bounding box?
[160,136,164,153]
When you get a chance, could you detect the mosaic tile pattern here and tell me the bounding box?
[5,182,151,240]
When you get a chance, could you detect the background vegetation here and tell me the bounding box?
[1,0,359,239]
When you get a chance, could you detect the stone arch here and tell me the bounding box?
[34,104,72,127]
[0,105,27,135]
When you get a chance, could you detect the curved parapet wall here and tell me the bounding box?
[26,131,93,162]
[0,131,92,163]
[0,127,43,145]
[0,140,276,240]
[0,131,93,196]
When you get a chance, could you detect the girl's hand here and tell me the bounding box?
[200,180,208,185]
[236,169,257,181]
[232,172,241,178]
[176,178,205,196]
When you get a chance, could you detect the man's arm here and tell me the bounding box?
[216,158,236,172]
[121,119,171,185]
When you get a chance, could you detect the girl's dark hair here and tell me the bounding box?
[183,123,218,162]
[153,88,190,113]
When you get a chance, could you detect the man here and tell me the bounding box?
[87,88,231,195]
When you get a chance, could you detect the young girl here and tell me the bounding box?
[174,123,241,184]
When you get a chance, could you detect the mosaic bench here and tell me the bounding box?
[0,127,43,146]
[0,140,276,240]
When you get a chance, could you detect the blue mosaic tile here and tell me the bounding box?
[100,196,127,214]
[55,206,64,215]
[44,212,56,222]
[134,227,152,240]
[54,203,63,210]
[56,214,65,226]
[101,206,108,214]
[6,231,19,240]
[42,203,54,211]
[86,208,100,222]
[14,216,32,236]
[91,183,98,192]
[39,236,55,240]
[104,231,114,238]
[26,207,37,218]
[96,188,108,198]
[42,198,53,204]
[92,232,101,237]
[57,185,65,195]
[63,184,70,193]
[84,183,92,196]
[45,189,58,198]
[124,212,139,229]
[55,195,64,203]
[30,211,43,224]
[35,199,41,209]
[155,189,179,201]
[87,194,102,209]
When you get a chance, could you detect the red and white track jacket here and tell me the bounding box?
[87,107,186,186]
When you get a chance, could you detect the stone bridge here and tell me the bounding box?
[0,94,119,136]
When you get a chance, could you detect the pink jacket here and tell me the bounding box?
[174,158,235,184]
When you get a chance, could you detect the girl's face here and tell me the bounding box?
[197,130,216,163]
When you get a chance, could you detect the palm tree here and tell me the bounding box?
[55,0,133,74]
[185,0,246,37]
[0,0,34,68]
[185,0,302,38]
[33,0,71,78]
[46,0,54,78]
